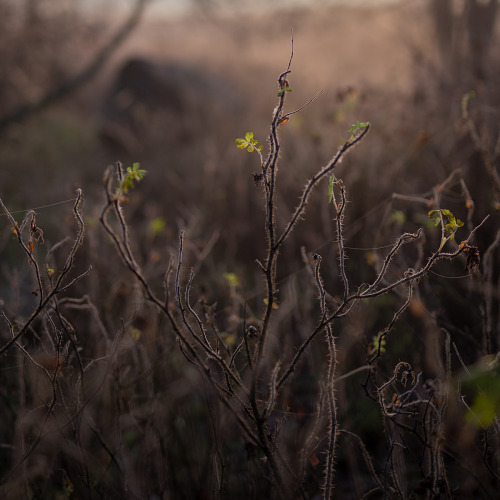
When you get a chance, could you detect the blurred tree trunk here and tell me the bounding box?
[429,0,456,83]
[24,0,39,25]
[465,0,498,81]
[430,0,498,85]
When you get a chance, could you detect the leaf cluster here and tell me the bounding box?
[428,208,464,251]
[119,162,147,194]
[235,132,264,153]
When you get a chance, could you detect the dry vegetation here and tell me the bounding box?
[1,0,499,498]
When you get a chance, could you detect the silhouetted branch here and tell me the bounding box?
[0,0,150,136]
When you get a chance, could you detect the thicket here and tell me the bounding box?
[1,2,500,499]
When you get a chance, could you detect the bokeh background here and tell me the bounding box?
[1,0,499,498]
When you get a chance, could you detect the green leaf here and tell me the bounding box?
[428,211,441,227]
[389,210,405,225]
[129,326,142,341]
[235,132,263,157]
[277,85,292,97]
[223,272,240,287]
[349,121,370,135]
[369,332,387,355]
[461,90,476,116]
[467,392,498,427]
[463,361,500,428]
[149,217,166,235]
[120,162,147,193]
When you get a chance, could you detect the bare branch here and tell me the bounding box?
[0,0,150,135]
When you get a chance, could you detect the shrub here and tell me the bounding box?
[0,51,498,500]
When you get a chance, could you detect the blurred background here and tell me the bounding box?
[1,0,498,285]
[1,0,500,497]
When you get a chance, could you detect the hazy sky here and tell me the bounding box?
[83,0,403,18]
[3,0,404,20]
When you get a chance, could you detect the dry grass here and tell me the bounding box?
[1,1,499,498]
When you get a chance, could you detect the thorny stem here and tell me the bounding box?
[369,281,414,363]
[90,54,493,500]
[99,162,287,490]
[0,190,86,356]
[244,67,293,492]
[257,69,291,362]
[276,217,486,392]
[255,73,370,383]
[275,126,370,254]
[313,255,338,498]
[336,185,349,301]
